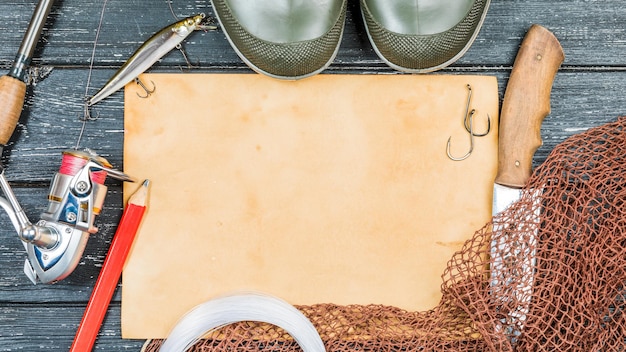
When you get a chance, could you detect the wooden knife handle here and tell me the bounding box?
[0,75,27,146]
[495,24,565,188]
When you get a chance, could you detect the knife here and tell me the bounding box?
[490,24,564,338]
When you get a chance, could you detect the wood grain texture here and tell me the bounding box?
[0,304,145,351]
[0,0,624,349]
[0,76,26,145]
[496,24,564,188]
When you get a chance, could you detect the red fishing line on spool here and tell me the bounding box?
[59,151,108,184]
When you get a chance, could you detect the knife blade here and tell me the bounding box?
[490,24,564,338]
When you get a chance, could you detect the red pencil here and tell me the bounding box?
[70,179,150,352]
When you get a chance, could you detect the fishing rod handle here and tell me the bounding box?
[0,76,27,146]
[0,0,55,147]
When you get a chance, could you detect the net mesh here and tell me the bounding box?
[143,117,626,351]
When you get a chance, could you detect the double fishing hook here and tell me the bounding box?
[465,111,491,137]
[134,77,156,98]
[446,84,492,161]
[447,109,477,161]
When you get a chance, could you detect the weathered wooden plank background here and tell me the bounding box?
[0,0,624,350]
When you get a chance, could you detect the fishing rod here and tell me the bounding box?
[0,0,132,284]
[0,0,53,149]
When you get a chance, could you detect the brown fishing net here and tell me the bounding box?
[143,117,626,351]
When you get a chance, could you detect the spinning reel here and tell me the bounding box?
[0,149,133,284]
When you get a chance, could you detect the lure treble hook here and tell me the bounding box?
[82,99,99,121]
[134,77,156,98]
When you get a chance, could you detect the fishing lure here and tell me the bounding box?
[87,13,214,106]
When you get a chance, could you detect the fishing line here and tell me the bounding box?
[75,0,109,150]
[58,150,108,184]
[167,0,179,20]
[159,292,325,352]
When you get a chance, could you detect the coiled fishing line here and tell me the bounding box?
[158,292,326,352]
[58,150,108,184]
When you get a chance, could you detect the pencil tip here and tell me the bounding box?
[129,179,150,206]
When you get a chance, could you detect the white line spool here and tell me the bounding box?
[159,292,326,352]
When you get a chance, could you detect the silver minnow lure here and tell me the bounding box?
[88,13,208,106]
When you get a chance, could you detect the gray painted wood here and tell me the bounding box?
[0,0,624,350]
[0,304,146,350]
